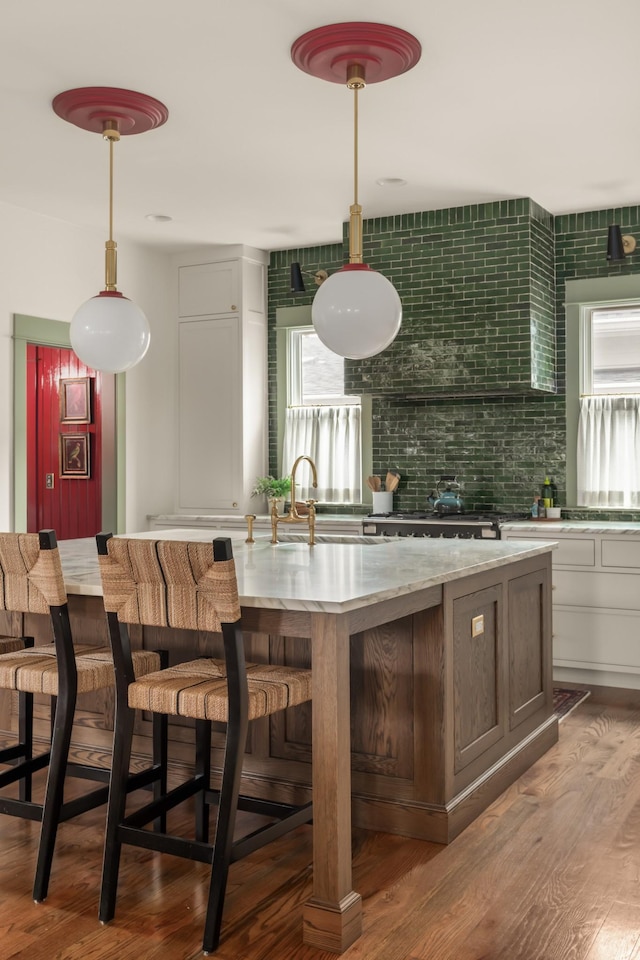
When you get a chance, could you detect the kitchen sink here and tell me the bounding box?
[264,533,394,545]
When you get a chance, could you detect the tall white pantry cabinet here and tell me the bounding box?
[175,246,269,517]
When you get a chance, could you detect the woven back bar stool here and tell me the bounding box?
[0,530,167,903]
[96,534,313,955]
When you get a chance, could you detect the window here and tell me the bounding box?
[577,303,640,508]
[287,327,359,407]
[282,327,362,503]
[583,306,640,394]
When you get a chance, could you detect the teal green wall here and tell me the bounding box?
[268,200,640,517]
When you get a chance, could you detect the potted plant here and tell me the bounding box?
[251,475,291,501]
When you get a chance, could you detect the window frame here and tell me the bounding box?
[581,304,640,395]
[275,305,373,507]
[565,276,640,508]
[286,325,360,407]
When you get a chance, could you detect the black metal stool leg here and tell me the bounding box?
[202,708,248,953]
[152,649,168,833]
[195,718,212,844]
[32,686,75,902]
[99,702,135,924]
[17,690,33,803]
[18,637,35,802]
[152,711,168,833]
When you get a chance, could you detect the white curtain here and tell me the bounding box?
[282,406,361,503]
[577,395,640,507]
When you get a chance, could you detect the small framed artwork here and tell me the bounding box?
[60,377,91,423]
[59,433,90,479]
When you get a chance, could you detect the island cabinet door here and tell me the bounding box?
[507,565,550,730]
[448,581,505,778]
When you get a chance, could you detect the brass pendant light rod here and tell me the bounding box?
[103,120,120,292]
[347,64,365,265]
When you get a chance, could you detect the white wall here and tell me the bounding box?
[0,200,176,532]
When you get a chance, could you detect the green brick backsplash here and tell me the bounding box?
[268,200,640,519]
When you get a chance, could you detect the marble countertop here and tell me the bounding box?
[502,520,640,534]
[58,530,555,615]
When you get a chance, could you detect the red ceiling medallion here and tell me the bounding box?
[291,22,421,84]
[52,87,169,135]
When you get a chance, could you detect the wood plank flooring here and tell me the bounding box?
[1,687,640,960]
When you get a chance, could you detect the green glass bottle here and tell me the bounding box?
[541,476,553,509]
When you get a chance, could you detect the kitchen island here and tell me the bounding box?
[0,531,556,953]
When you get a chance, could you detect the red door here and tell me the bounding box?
[26,344,112,539]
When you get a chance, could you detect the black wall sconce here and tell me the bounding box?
[607,225,636,262]
[290,262,329,293]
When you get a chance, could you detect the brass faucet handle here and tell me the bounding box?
[244,514,256,543]
[269,497,282,518]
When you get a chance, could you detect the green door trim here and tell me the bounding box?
[12,314,126,532]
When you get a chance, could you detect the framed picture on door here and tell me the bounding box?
[60,377,92,423]
[59,433,90,478]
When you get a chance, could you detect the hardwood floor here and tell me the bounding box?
[1,688,640,959]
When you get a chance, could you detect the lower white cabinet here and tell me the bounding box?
[501,524,640,690]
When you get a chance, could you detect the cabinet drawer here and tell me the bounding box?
[553,608,640,669]
[551,537,595,567]
[602,538,640,569]
[554,570,640,611]
[505,535,595,567]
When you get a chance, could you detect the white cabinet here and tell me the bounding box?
[502,524,640,689]
[175,248,268,516]
[179,261,240,316]
[178,317,242,511]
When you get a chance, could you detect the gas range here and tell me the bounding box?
[361,511,528,540]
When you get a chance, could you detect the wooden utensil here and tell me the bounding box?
[366,476,380,492]
[386,470,401,492]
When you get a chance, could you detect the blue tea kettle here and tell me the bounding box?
[430,476,465,515]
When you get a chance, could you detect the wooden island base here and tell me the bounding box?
[0,551,556,845]
[0,546,556,952]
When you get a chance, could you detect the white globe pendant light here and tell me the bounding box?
[292,23,421,360]
[70,291,150,374]
[312,264,402,360]
[53,87,168,373]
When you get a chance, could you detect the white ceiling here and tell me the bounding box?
[3,0,639,255]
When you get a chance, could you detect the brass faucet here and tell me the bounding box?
[271,455,318,545]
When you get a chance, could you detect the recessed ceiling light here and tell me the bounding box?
[375,178,407,187]
[145,213,173,222]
